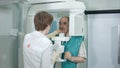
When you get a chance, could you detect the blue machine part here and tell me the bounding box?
[48,20,58,34]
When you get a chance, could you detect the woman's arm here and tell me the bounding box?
[41,45,53,68]
[47,30,60,38]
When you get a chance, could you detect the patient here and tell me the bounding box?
[47,16,87,68]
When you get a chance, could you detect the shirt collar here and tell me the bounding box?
[34,31,47,38]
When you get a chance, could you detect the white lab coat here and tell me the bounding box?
[23,31,53,68]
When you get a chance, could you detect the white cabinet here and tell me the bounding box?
[88,14,120,68]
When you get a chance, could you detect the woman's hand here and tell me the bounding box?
[47,30,61,38]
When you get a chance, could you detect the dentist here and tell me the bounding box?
[47,16,87,68]
[23,11,58,68]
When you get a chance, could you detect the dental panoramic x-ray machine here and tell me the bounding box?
[19,0,86,67]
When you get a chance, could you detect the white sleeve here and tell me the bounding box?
[23,34,31,47]
[78,42,87,58]
[41,44,53,68]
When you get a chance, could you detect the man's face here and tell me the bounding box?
[59,17,69,34]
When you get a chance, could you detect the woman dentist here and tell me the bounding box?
[23,11,58,68]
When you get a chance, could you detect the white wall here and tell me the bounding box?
[0,6,12,35]
[0,5,20,68]
[77,0,120,10]
[88,14,120,68]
